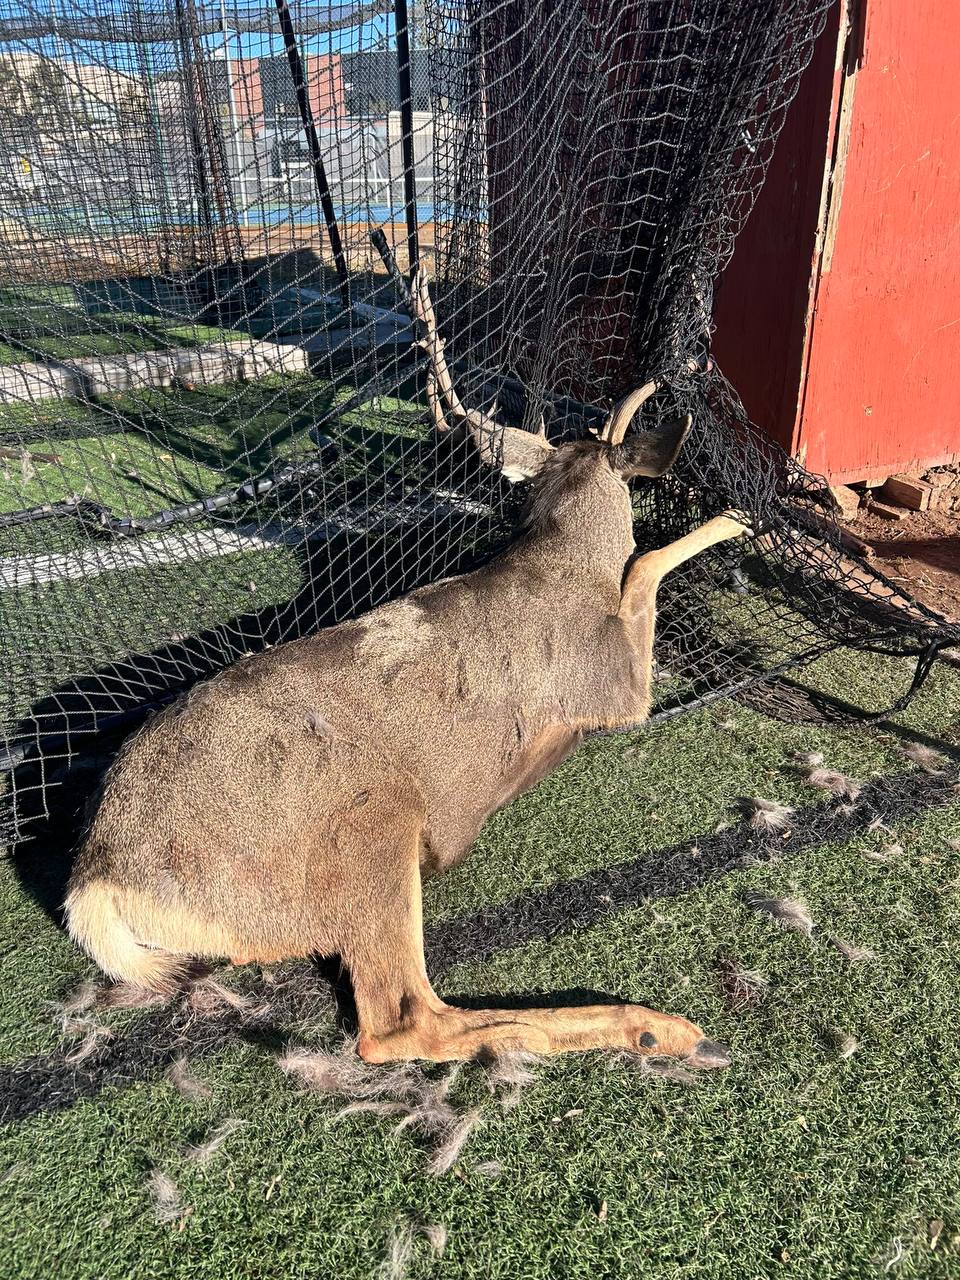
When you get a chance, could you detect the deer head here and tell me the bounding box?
[411,267,691,488]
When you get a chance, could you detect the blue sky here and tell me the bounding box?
[0,1,397,70]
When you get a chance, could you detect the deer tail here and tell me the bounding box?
[64,879,189,995]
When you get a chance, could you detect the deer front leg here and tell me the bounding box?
[343,825,729,1068]
[627,511,753,595]
[607,512,754,725]
[618,511,753,624]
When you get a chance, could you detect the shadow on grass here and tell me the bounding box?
[128,381,339,483]
[0,365,429,501]
[740,671,960,763]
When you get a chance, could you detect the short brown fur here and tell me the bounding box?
[66,416,749,1067]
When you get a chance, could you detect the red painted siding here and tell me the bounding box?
[715,0,960,483]
[799,0,960,481]
[712,2,844,454]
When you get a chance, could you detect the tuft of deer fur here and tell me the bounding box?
[65,273,751,1068]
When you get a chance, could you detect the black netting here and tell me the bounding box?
[0,0,956,846]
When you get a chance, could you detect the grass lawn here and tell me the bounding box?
[0,545,306,726]
[0,310,248,366]
[0,643,958,1279]
[0,375,427,531]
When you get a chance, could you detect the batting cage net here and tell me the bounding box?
[0,0,956,846]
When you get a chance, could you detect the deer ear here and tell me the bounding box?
[610,414,691,479]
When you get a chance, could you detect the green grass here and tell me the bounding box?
[0,547,305,724]
[1,649,959,1279]
[0,313,247,365]
[0,376,427,529]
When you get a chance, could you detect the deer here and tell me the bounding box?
[65,272,752,1069]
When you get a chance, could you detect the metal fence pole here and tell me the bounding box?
[219,0,250,227]
[393,0,419,276]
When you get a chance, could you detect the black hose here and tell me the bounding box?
[0,498,102,530]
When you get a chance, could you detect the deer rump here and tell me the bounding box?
[65,273,749,1068]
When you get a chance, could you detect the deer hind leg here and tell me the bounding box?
[345,825,728,1068]
[364,996,730,1067]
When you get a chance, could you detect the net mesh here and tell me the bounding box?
[0,0,956,846]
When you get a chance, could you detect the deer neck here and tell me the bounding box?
[515,511,634,585]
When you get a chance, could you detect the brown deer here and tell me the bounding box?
[66,276,751,1068]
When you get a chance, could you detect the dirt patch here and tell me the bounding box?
[851,505,960,621]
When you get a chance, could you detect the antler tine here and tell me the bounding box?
[411,266,473,424]
[601,380,659,445]
[424,363,451,433]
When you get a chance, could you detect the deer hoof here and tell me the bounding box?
[686,1038,732,1070]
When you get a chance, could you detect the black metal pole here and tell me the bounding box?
[273,0,351,307]
[174,0,215,256]
[394,0,420,276]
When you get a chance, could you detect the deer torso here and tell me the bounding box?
[84,527,654,889]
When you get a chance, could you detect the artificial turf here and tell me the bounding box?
[0,367,958,1276]
[0,375,424,526]
[0,646,958,1279]
[0,311,247,366]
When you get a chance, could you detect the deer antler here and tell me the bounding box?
[411,269,508,443]
[412,268,474,427]
[410,267,554,479]
[424,362,450,434]
[600,357,707,445]
[600,381,659,444]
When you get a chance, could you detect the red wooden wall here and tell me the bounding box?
[713,0,960,484]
